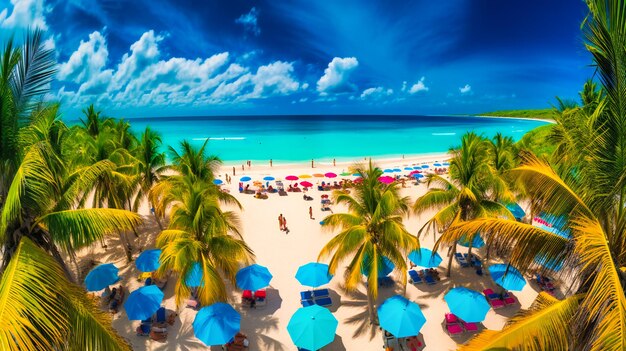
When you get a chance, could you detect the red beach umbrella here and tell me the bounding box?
[325,172,337,178]
[301,181,313,187]
[409,170,421,175]
[378,176,395,184]
[285,175,299,181]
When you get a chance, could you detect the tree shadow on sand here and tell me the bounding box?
[335,284,379,340]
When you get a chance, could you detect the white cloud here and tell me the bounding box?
[360,86,393,100]
[409,77,429,94]
[401,81,407,92]
[235,7,260,36]
[0,0,48,30]
[316,57,358,95]
[459,84,472,94]
[56,30,303,108]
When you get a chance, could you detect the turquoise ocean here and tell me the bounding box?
[124,115,548,163]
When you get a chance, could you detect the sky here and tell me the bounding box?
[0,0,592,118]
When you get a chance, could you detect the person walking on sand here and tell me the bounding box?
[270,159,273,167]
[278,214,284,231]
[309,206,314,220]
[333,158,336,167]
[283,217,289,234]
[233,166,236,176]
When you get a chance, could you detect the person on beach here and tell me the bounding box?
[278,214,283,231]
[283,217,289,234]
[309,206,314,219]
[333,158,336,166]
[311,159,314,168]
[242,164,244,171]
[233,166,236,176]
[270,159,273,167]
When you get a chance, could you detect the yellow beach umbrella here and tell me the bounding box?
[299,174,312,179]
[313,173,324,178]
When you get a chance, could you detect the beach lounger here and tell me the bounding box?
[242,290,253,299]
[408,270,423,284]
[155,307,166,323]
[463,321,479,332]
[314,297,332,307]
[136,323,151,336]
[301,299,315,307]
[483,289,500,300]
[312,288,329,297]
[455,253,469,267]
[446,323,464,336]
[445,313,459,324]
[503,293,517,305]
[300,291,313,300]
[378,276,394,287]
[489,298,505,309]
[423,274,436,285]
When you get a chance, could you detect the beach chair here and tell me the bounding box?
[136,322,151,336]
[301,299,315,307]
[312,289,329,298]
[483,289,500,300]
[314,296,332,307]
[423,274,436,285]
[378,276,394,287]
[445,313,459,324]
[462,321,479,332]
[300,291,313,300]
[408,270,423,284]
[455,253,469,267]
[488,298,505,309]
[446,323,464,336]
[155,307,166,323]
[503,293,517,305]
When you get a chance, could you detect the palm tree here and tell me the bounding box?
[80,104,112,138]
[449,2,626,349]
[133,127,167,228]
[0,29,55,196]
[413,132,511,277]
[318,161,418,324]
[0,238,131,350]
[150,140,252,307]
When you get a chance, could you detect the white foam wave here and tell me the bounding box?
[192,137,246,141]
[431,132,456,136]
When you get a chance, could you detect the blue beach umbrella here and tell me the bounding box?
[444,287,490,323]
[213,179,223,185]
[458,233,485,249]
[404,167,413,171]
[393,168,402,172]
[135,249,162,272]
[236,264,273,291]
[421,165,430,169]
[408,248,443,268]
[489,264,526,291]
[377,295,427,337]
[433,163,442,167]
[193,303,241,346]
[534,254,564,272]
[124,285,164,320]
[413,173,424,179]
[263,176,275,181]
[287,305,338,350]
[296,263,333,287]
[384,169,393,173]
[186,262,204,287]
[85,263,120,291]
[239,176,251,182]
[412,166,421,170]
[505,203,525,219]
[443,162,450,166]
[361,255,395,277]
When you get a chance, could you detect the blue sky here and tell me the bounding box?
[1,0,592,117]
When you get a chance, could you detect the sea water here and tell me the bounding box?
[122,115,548,163]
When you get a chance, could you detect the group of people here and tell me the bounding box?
[223,174,232,184]
[104,284,124,313]
[278,214,289,234]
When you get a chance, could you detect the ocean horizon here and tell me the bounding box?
[70,115,548,163]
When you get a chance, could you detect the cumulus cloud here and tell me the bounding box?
[0,0,48,30]
[360,86,393,100]
[409,77,429,94]
[56,30,302,107]
[459,84,472,94]
[236,7,260,36]
[316,57,359,95]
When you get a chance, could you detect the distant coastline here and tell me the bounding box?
[474,108,556,121]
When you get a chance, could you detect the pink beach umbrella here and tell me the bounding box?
[301,181,313,187]
[285,175,299,181]
[378,176,395,184]
[325,172,337,178]
[409,170,421,175]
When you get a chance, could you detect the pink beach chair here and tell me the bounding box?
[463,321,479,332]
[446,323,464,336]
[489,298,505,309]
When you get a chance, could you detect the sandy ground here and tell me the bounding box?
[76,153,541,351]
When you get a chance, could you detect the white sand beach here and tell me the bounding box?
[77,153,541,351]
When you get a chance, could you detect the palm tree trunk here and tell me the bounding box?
[447,243,457,277]
[367,292,379,325]
[118,230,133,262]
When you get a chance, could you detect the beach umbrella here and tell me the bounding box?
[489,264,526,291]
[377,295,427,338]
[378,176,395,184]
[213,179,223,185]
[383,168,394,173]
[408,248,443,268]
[433,163,442,167]
[300,181,313,187]
[404,167,413,171]
[135,249,162,272]
[340,171,352,176]
[392,168,401,172]
[193,303,241,346]
[285,175,299,181]
[124,285,164,320]
[287,305,338,350]
[458,233,485,248]
[325,172,337,178]
[235,264,273,291]
[361,254,395,277]
[263,176,275,181]
[421,165,430,169]
[409,170,421,175]
[413,173,424,179]
[85,263,120,291]
[352,173,362,177]
[444,287,490,323]
[313,173,325,178]
[353,177,363,183]
[299,174,312,179]
[443,162,450,166]
[239,176,251,182]
[412,166,421,170]
[296,263,333,287]
[186,262,204,287]
[505,202,526,219]
[534,254,564,272]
